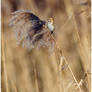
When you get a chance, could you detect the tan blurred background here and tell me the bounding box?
[1,0,91,92]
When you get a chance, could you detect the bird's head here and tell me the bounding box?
[47,18,54,33]
[48,18,54,24]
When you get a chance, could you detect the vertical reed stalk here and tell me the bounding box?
[2,32,9,92]
[32,60,39,92]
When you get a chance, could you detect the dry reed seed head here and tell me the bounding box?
[9,10,55,52]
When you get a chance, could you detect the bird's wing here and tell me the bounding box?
[9,10,55,50]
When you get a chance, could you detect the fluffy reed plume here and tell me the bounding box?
[9,10,55,52]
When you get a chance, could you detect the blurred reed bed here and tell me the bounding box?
[1,0,91,92]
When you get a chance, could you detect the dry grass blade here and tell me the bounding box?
[54,41,83,92]
[62,55,83,92]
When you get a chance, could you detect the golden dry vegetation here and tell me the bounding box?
[1,0,91,92]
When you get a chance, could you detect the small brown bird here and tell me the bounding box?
[9,10,55,50]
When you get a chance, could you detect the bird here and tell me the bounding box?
[9,10,55,50]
